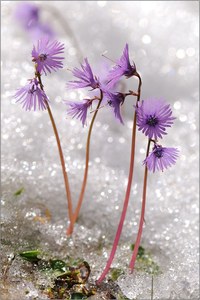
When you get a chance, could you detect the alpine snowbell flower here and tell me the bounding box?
[32,38,64,75]
[14,2,39,30]
[106,43,136,87]
[67,58,100,90]
[105,92,125,124]
[65,99,93,126]
[144,144,179,172]
[15,78,48,111]
[136,99,175,140]
[14,2,54,40]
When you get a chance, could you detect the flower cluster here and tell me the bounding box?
[15,37,64,110]
[136,98,179,172]
[14,40,180,285]
[66,44,179,174]
[65,44,137,126]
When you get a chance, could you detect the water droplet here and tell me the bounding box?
[119,137,125,143]
[179,114,187,122]
[107,137,113,143]
[142,34,151,44]
[176,49,185,59]
[95,157,100,163]
[174,101,181,110]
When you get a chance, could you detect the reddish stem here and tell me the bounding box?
[96,111,137,284]
[36,72,73,226]
[129,139,151,271]
[96,73,142,285]
[67,90,103,235]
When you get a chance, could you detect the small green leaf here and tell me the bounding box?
[71,293,87,299]
[50,259,68,272]
[19,250,41,263]
[14,187,24,196]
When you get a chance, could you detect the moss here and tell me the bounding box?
[109,268,124,281]
[130,244,145,258]
[130,244,161,275]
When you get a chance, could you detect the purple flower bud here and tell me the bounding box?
[32,38,64,75]
[14,78,49,111]
[67,58,100,90]
[136,99,176,140]
[106,43,136,87]
[144,144,179,172]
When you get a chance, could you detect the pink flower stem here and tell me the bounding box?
[36,71,74,227]
[96,73,142,285]
[67,90,103,235]
[129,138,151,272]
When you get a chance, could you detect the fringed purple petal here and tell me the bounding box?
[67,58,100,90]
[136,99,176,140]
[14,78,49,111]
[32,38,64,75]
[106,43,136,87]
[104,92,125,124]
[144,145,179,172]
[65,99,92,126]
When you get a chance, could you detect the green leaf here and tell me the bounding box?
[19,250,41,263]
[50,259,68,272]
[14,187,24,196]
[71,293,87,299]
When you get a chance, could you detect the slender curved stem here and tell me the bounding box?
[67,90,103,235]
[36,72,73,226]
[44,4,83,61]
[129,139,151,271]
[96,74,142,285]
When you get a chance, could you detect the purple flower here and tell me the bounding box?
[14,78,48,111]
[106,43,136,87]
[105,92,125,124]
[65,99,93,126]
[144,144,179,172]
[32,38,64,75]
[14,2,39,30]
[67,58,100,90]
[136,99,175,140]
[14,2,54,40]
